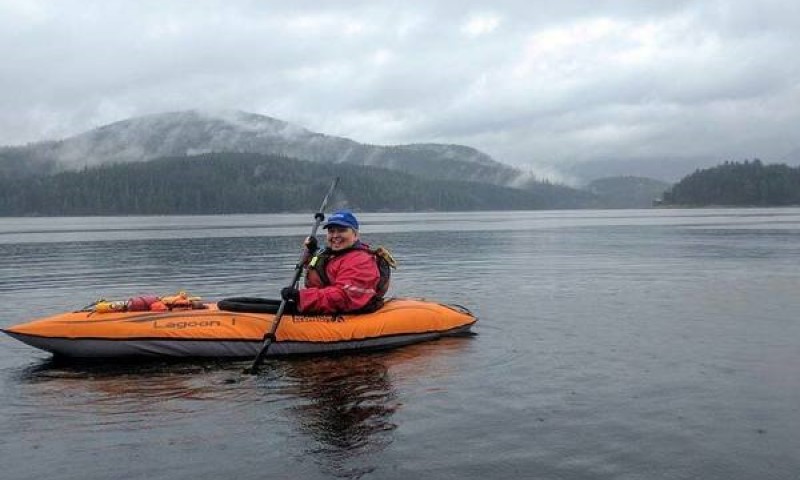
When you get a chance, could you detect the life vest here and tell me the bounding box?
[307,243,396,313]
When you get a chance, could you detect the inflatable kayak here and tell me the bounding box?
[2,298,476,358]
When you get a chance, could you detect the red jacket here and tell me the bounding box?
[298,245,380,314]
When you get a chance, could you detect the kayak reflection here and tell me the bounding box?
[9,336,474,478]
[283,355,398,452]
[274,337,474,477]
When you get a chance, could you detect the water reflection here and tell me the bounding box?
[272,337,474,478]
[7,336,474,479]
[279,355,399,478]
[12,358,254,416]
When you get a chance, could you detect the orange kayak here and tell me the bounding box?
[2,298,476,358]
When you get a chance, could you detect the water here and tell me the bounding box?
[1,209,799,479]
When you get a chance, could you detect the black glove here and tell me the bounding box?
[305,236,319,253]
[281,287,300,303]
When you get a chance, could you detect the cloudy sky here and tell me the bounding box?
[2,0,800,179]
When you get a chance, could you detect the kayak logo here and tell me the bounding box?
[153,319,224,329]
[291,314,345,323]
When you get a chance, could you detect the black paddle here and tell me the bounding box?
[245,177,340,374]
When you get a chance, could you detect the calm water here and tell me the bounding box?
[1,209,799,479]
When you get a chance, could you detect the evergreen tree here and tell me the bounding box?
[662,160,800,206]
[0,152,575,215]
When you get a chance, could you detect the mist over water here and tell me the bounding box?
[1,209,799,479]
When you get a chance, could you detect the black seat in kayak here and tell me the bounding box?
[217,297,297,314]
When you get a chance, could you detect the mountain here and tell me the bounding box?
[585,176,672,208]
[0,110,672,211]
[0,153,562,216]
[566,157,723,184]
[0,110,526,186]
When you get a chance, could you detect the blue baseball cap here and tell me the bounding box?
[324,210,359,230]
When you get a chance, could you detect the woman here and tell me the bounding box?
[281,210,391,314]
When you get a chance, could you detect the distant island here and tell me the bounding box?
[660,160,800,207]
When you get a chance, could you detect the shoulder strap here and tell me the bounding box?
[371,245,397,269]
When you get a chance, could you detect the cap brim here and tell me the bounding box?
[323,221,354,229]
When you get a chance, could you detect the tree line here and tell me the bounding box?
[661,160,800,206]
[0,152,570,216]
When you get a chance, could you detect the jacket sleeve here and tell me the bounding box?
[298,250,380,313]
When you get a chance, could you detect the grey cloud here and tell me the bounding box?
[2,0,799,180]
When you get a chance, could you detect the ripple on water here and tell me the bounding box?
[2,210,800,479]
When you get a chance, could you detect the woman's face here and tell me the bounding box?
[326,226,358,251]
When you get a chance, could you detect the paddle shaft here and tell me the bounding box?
[246,177,340,374]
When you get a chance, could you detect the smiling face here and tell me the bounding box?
[326,226,358,251]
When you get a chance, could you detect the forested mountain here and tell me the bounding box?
[0,110,527,186]
[661,160,800,206]
[0,153,591,216]
[0,111,680,213]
